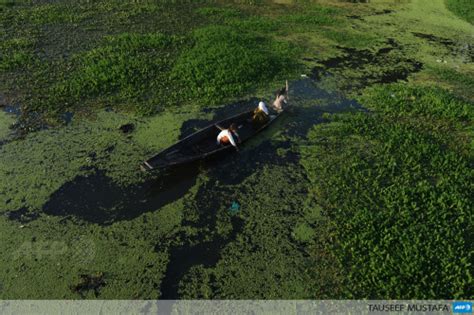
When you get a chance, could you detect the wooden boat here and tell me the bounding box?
[141,109,283,171]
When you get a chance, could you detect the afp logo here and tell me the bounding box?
[453,302,472,313]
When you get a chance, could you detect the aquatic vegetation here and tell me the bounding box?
[20,3,82,25]
[227,16,282,33]
[43,33,186,115]
[0,109,190,214]
[311,41,423,92]
[286,6,341,28]
[358,83,473,121]
[0,2,81,30]
[0,37,35,71]
[300,84,473,298]
[171,25,299,106]
[426,66,474,101]
[321,28,380,49]
[0,112,124,210]
[0,203,181,298]
[445,0,474,24]
[133,110,206,153]
[176,163,342,299]
[0,111,15,141]
[196,7,242,19]
[0,0,473,300]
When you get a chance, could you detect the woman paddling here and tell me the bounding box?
[272,84,288,113]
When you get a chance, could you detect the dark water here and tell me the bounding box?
[2,105,21,116]
[4,207,40,224]
[310,38,423,87]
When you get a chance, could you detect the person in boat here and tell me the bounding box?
[272,86,288,112]
[252,101,270,127]
[217,123,241,151]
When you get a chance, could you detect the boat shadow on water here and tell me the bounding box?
[41,164,200,225]
[41,136,292,225]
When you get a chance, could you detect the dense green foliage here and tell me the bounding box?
[49,33,185,115]
[445,0,474,24]
[301,84,473,298]
[0,37,35,71]
[172,26,297,105]
[360,84,473,121]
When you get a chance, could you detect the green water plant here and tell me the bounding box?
[171,25,298,105]
[301,83,473,298]
[445,0,474,24]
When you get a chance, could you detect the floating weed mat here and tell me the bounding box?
[170,25,300,107]
[421,65,474,102]
[2,6,303,128]
[0,110,16,142]
[175,163,343,299]
[445,0,474,24]
[0,37,36,71]
[38,33,186,116]
[300,83,473,298]
[0,203,178,298]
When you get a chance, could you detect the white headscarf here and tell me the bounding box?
[258,101,269,115]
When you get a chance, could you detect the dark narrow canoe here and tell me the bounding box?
[141,109,283,171]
